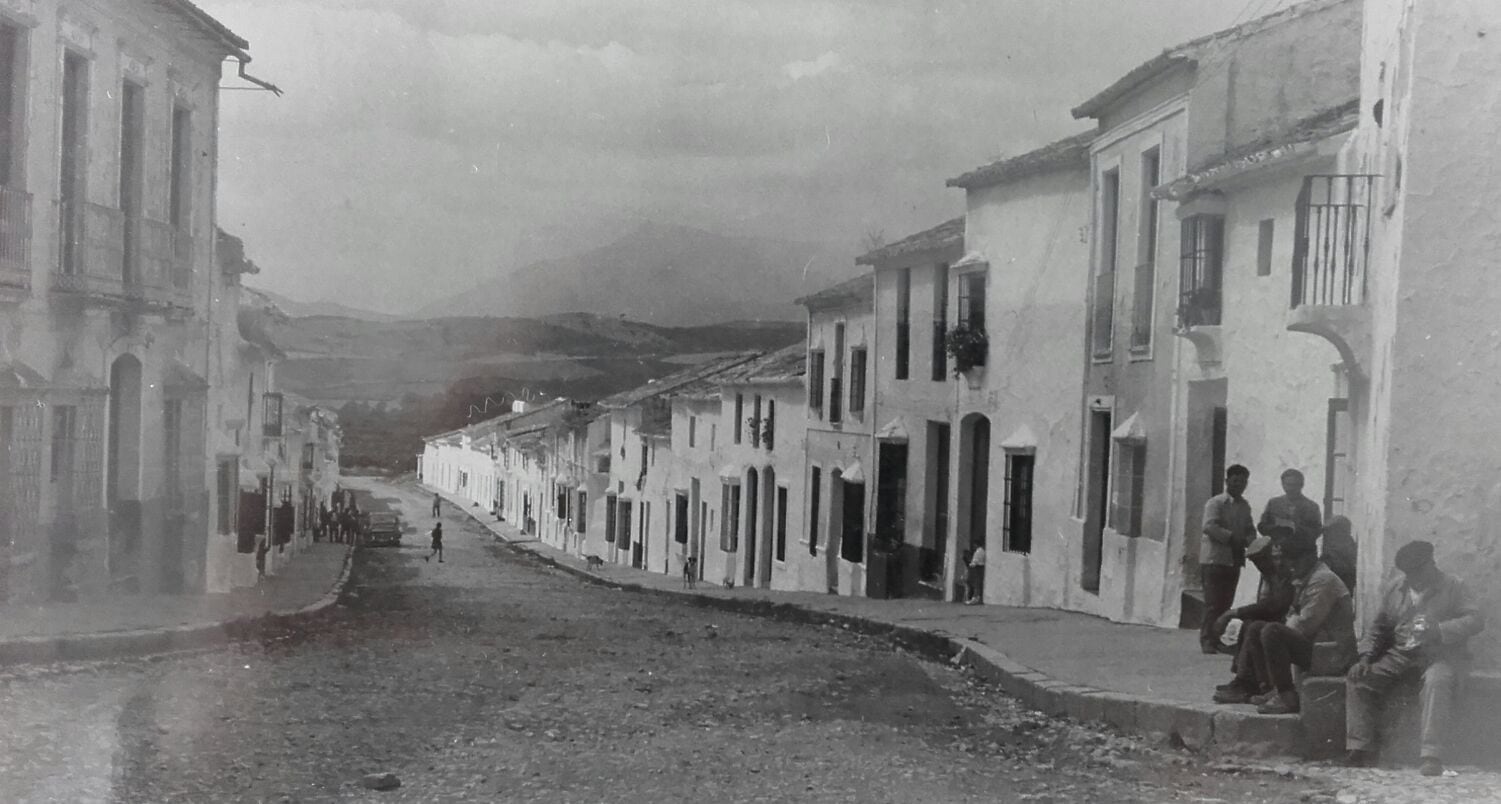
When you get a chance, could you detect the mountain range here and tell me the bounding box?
[410,222,857,325]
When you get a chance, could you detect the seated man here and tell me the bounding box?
[1212,536,1295,703]
[1345,540,1485,776]
[1242,540,1357,714]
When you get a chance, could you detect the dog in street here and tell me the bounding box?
[682,556,698,589]
[584,554,604,571]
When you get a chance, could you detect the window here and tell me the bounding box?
[1257,218,1275,277]
[1003,454,1034,553]
[119,80,144,281]
[1179,215,1225,327]
[0,23,25,188]
[1132,149,1160,351]
[674,494,689,544]
[50,405,76,482]
[605,494,617,542]
[1093,168,1120,356]
[958,272,986,330]
[808,350,825,417]
[848,347,867,418]
[830,323,845,424]
[764,399,775,451]
[1112,444,1147,537]
[808,466,821,556]
[734,393,744,443]
[840,481,865,563]
[688,415,696,448]
[751,395,762,448]
[577,492,587,533]
[216,458,238,535]
[932,263,949,380]
[775,486,788,562]
[720,483,741,551]
[58,51,89,274]
[895,268,911,380]
[262,393,283,437]
[169,106,192,229]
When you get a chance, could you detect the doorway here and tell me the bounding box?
[744,468,759,586]
[875,441,908,597]
[107,355,143,591]
[955,414,990,600]
[1082,408,1112,593]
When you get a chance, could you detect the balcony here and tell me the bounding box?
[1287,175,1377,377]
[53,201,194,314]
[0,186,32,301]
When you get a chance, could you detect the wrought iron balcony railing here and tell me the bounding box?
[54,199,126,299]
[1291,174,1377,308]
[0,185,32,294]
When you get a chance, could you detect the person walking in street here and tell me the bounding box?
[426,522,444,563]
[432,493,442,519]
[1258,468,1324,554]
[1200,464,1257,654]
[965,543,986,605]
[1344,540,1485,776]
[1239,540,1356,715]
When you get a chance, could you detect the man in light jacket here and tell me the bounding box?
[1200,464,1257,654]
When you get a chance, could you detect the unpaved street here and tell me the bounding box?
[0,479,1325,802]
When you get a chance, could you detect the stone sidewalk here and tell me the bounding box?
[419,481,1306,758]
[0,542,353,666]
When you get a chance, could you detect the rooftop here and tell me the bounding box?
[794,274,874,311]
[680,344,806,399]
[1071,0,1353,120]
[946,131,1095,190]
[154,0,251,56]
[1154,100,1359,200]
[597,352,761,410]
[856,218,964,266]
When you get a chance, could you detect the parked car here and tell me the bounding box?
[364,512,403,547]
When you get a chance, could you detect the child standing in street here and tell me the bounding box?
[425,522,444,563]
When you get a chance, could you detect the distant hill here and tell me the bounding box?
[244,285,398,322]
[411,221,858,326]
[257,310,804,405]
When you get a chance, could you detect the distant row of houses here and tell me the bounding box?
[0,2,338,602]
[422,0,1501,667]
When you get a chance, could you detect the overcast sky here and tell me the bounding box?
[204,0,1256,315]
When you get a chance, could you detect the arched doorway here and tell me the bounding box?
[955,414,990,602]
[107,354,143,591]
[743,467,759,587]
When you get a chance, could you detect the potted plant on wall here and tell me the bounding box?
[945,322,989,386]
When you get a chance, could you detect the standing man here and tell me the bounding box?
[1345,540,1485,776]
[432,492,442,519]
[966,543,987,605]
[1200,464,1257,654]
[1258,469,1324,553]
[426,522,444,563]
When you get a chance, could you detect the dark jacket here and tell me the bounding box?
[1258,494,1323,551]
[1285,562,1357,665]
[1361,571,1485,663]
[1232,568,1295,623]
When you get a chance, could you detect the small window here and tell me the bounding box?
[809,466,821,556]
[1112,444,1148,538]
[688,415,696,448]
[750,395,762,448]
[734,393,744,444]
[848,347,867,418]
[808,350,825,417]
[1257,218,1275,277]
[262,392,284,438]
[1003,454,1034,553]
[775,486,788,562]
[895,268,911,380]
[932,263,949,381]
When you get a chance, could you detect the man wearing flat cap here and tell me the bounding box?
[1345,540,1486,776]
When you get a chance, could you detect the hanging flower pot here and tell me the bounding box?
[945,322,990,376]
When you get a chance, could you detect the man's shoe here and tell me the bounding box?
[1213,688,1253,704]
[1341,749,1375,768]
[1215,680,1242,692]
[1200,642,1220,655]
[1249,691,1276,706]
[1419,757,1444,777]
[1256,691,1300,715]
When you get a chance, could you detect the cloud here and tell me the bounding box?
[782,51,845,81]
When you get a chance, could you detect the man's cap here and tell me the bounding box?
[1246,536,1273,559]
[1395,540,1435,573]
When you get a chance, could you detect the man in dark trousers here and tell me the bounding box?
[1212,536,1294,702]
[1345,540,1485,776]
[432,493,442,519]
[425,522,444,563]
[1200,464,1257,654]
[1241,540,1356,715]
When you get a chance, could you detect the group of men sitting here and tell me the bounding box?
[1202,466,1484,776]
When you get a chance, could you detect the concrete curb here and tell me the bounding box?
[0,544,357,668]
[480,523,1301,759]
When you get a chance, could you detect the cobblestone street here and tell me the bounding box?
[0,481,1479,803]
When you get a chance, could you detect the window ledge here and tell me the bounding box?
[1128,345,1154,362]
